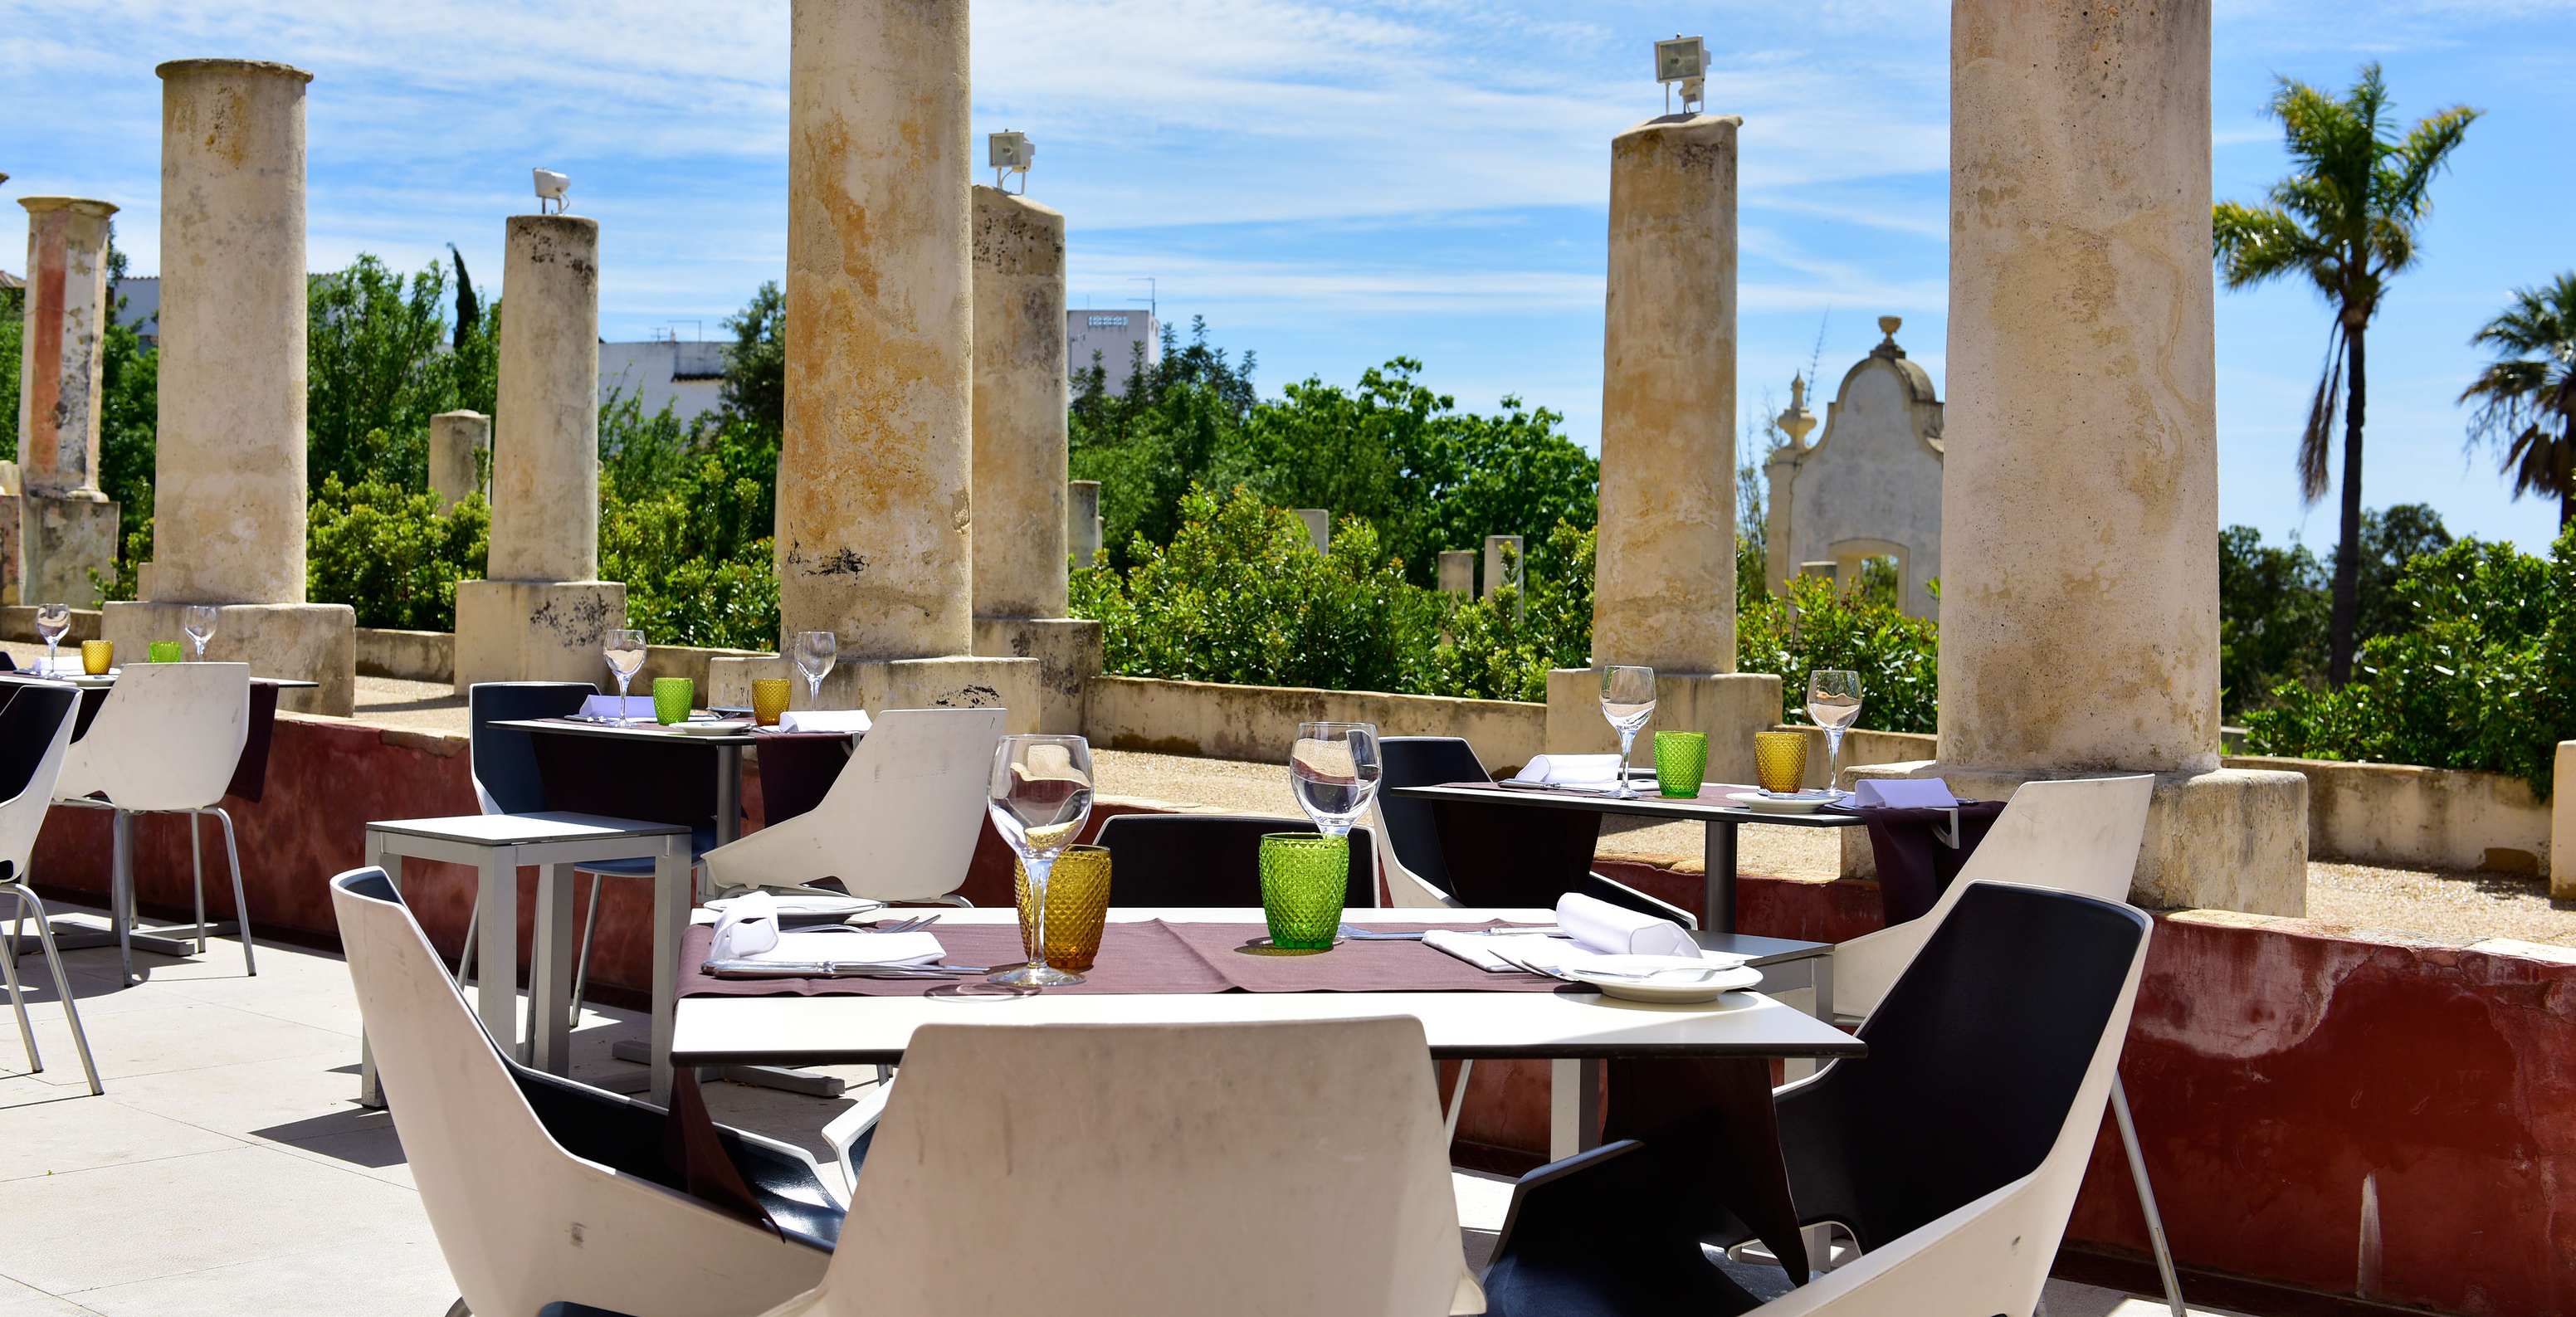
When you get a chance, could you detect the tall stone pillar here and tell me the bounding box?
[106,59,354,715]
[721,0,1038,727]
[454,216,624,690]
[1545,113,1776,782]
[1847,0,2307,915]
[16,198,124,608]
[1067,480,1102,566]
[428,410,487,511]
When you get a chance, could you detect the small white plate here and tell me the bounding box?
[667,719,753,736]
[1567,958,1764,1003]
[1726,790,1837,814]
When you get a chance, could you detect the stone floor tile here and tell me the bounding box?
[58,1229,456,1317]
[0,1093,242,1181]
[6,1000,352,1083]
[0,1276,103,1316]
[87,1054,375,1141]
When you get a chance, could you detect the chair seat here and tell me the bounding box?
[573,827,717,876]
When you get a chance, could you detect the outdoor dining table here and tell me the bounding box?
[495,717,861,848]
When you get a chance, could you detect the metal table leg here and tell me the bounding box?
[649,838,687,1105]
[112,809,136,985]
[475,850,520,1058]
[715,744,741,847]
[1702,818,1741,935]
[1548,1057,1602,1163]
[528,863,578,1076]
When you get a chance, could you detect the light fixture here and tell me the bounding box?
[988,131,1033,195]
[533,168,570,215]
[1655,35,1707,115]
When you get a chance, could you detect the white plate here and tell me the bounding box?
[1566,958,1764,1003]
[667,719,754,736]
[1726,791,1837,814]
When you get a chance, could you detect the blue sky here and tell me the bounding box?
[7,0,2571,550]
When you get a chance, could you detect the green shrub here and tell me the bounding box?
[307,476,490,630]
[599,434,779,651]
[1402,525,1597,702]
[1738,573,1939,734]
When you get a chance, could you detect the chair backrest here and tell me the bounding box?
[470,681,596,815]
[329,867,824,1317]
[59,662,249,810]
[807,1018,1479,1317]
[1833,774,2154,1022]
[1758,884,2152,1317]
[700,707,1005,901]
[1094,813,1378,909]
[0,684,80,882]
[1373,736,1491,898]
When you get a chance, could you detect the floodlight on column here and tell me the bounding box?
[533,168,569,214]
[989,131,1033,194]
[1656,35,1708,115]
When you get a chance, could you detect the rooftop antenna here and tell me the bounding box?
[988,131,1033,195]
[1129,276,1156,319]
[1655,35,1707,116]
[533,168,571,215]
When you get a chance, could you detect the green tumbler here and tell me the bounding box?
[652,676,695,725]
[148,641,184,664]
[1654,730,1709,798]
[1258,832,1348,949]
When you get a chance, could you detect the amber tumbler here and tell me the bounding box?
[80,641,112,676]
[1754,730,1811,794]
[751,678,793,726]
[1015,843,1112,973]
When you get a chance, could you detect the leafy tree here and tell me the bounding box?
[306,476,490,629]
[0,282,17,463]
[2357,503,2453,640]
[596,388,779,650]
[1739,573,1939,734]
[720,280,784,438]
[2218,524,2329,715]
[2461,271,2576,529]
[1068,319,1261,563]
[2213,64,2478,685]
[305,254,497,492]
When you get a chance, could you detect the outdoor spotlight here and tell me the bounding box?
[1656,35,1708,114]
[533,168,571,214]
[988,131,1033,194]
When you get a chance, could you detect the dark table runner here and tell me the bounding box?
[678,919,1572,998]
[1860,800,2007,924]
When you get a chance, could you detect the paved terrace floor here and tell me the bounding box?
[0,913,2230,1315]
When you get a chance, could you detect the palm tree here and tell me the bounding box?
[2461,273,2576,530]
[2213,65,2477,685]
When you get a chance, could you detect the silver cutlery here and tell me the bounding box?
[1337,924,1564,941]
[703,958,988,979]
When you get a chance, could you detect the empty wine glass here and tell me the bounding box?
[1290,722,1383,837]
[988,734,1095,988]
[33,604,69,675]
[1805,670,1864,789]
[183,606,218,660]
[603,629,646,725]
[1599,666,1657,800]
[794,631,838,705]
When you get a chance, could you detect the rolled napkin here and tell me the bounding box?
[1508,754,1632,787]
[706,890,945,965]
[579,694,652,721]
[710,890,782,961]
[1556,891,1700,958]
[1852,778,1957,808]
[778,710,872,734]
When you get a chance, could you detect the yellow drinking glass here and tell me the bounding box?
[751,678,793,727]
[80,640,112,676]
[1754,730,1810,794]
[1015,844,1111,973]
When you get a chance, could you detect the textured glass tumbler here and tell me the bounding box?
[751,678,793,727]
[147,641,183,664]
[1259,832,1348,949]
[1654,731,1707,798]
[1015,844,1111,973]
[80,641,111,676]
[652,677,694,725]
[1754,731,1811,794]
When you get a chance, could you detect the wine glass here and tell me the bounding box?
[988,734,1095,988]
[1290,722,1383,837]
[33,605,69,675]
[1805,670,1865,791]
[183,606,218,660]
[1599,666,1657,799]
[603,629,646,725]
[794,631,838,705]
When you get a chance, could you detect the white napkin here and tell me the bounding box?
[779,710,872,734]
[707,890,944,964]
[1556,892,1700,958]
[1853,778,1958,808]
[1421,929,1587,973]
[28,658,85,678]
[580,694,651,720]
[1511,754,1631,787]
[710,890,782,960]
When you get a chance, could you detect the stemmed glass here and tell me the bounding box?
[794,631,838,705]
[33,605,68,675]
[183,606,218,660]
[1290,722,1383,837]
[1805,671,1865,790]
[988,734,1095,988]
[1599,666,1657,799]
[603,629,646,725]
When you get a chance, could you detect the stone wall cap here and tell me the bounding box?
[157,58,315,82]
[1620,112,1744,135]
[17,197,119,217]
[506,212,600,232]
[971,183,1066,222]
[431,409,490,421]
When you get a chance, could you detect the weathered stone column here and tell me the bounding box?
[1067,480,1102,566]
[106,59,354,715]
[15,198,123,608]
[1847,0,2307,915]
[428,410,487,512]
[739,0,1038,727]
[454,216,624,690]
[1546,112,1776,781]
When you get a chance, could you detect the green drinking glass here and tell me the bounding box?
[147,641,183,664]
[1259,832,1348,949]
[652,676,695,725]
[1654,730,1708,798]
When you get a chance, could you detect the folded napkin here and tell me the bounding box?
[1510,754,1637,787]
[709,890,782,960]
[29,658,86,678]
[778,709,872,734]
[1557,891,1700,958]
[1421,929,1589,973]
[1853,778,1957,808]
[706,890,944,965]
[579,694,652,720]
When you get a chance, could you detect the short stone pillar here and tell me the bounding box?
[107,60,354,716]
[15,198,122,608]
[778,0,1036,724]
[1846,0,2306,916]
[1437,551,1475,595]
[1068,480,1103,567]
[1294,510,1330,553]
[429,410,488,512]
[1547,111,1775,780]
[1481,535,1524,603]
[454,216,624,690]
[2554,742,2576,900]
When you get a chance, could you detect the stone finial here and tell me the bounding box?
[1872,315,1906,359]
[1777,374,1819,447]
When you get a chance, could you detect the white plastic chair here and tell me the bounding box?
[746,1017,1483,1317]
[699,707,1005,904]
[0,682,101,1094]
[53,662,254,984]
[330,866,839,1317]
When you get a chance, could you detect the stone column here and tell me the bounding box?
[428,410,488,512]
[454,216,624,690]
[16,198,123,607]
[106,59,354,715]
[1546,112,1776,781]
[1437,551,1475,595]
[760,0,1038,728]
[1067,480,1103,566]
[1847,0,2307,915]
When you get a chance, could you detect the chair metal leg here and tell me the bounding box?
[457,919,477,987]
[189,811,208,954]
[1,890,38,1073]
[569,869,605,1022]
[110,808,136,986]
[212,808,254,976]
[1444,1058,1473,1145]
[14,883,100,1095]
[2111,1076,2186,1317]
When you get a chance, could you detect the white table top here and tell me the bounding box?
[367,811,690,844]
[671,906,1866,1066]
